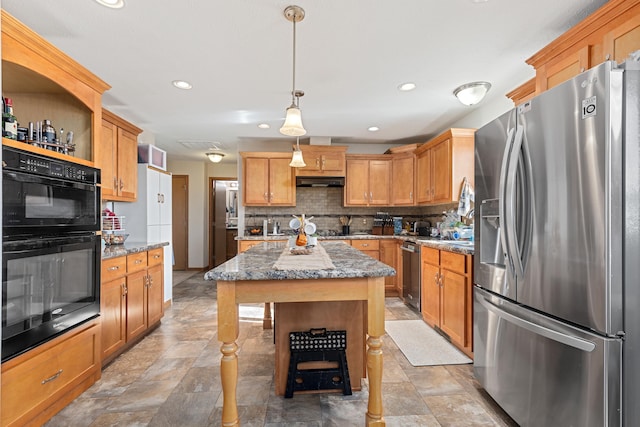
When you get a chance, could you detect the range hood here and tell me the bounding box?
[296,176,345,187]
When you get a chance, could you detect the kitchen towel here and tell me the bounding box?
[385,319,472,366]
[273,243,336,271]
[457,177,475,217]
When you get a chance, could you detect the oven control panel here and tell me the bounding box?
[2,145,100,184]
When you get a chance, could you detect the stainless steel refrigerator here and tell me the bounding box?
[473,53,640,426]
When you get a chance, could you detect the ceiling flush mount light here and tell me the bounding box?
[258,123,270,129]
[206,153,225,163]
[453,81,492,106]
[289,137,306,168]
[172,80,192,90]
[368,126,380,132]
[398,82,416,92]
[280,5,307,137]
[95,0,124,8]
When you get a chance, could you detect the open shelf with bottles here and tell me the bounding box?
[1,10,110,166]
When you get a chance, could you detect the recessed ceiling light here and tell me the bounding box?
[368,126,380,132]
[172,80,192,90]
[398,82,416,91]
[94,0,125,9]
[258,123,270,129]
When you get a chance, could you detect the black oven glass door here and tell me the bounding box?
[2,234,100,361]
[3,170,100,235]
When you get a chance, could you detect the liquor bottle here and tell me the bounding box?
[3,97,18,140]
[42,119,56,143]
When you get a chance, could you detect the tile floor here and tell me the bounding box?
[45,271,518,427]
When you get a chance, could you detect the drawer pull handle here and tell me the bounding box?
[153,254,160,259]
[42,369,63,385]
[135,260,142,264]
[107,265,120,271]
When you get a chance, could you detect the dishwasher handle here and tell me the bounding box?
[401,244,419,253]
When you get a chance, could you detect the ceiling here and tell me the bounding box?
[2,0,608,164]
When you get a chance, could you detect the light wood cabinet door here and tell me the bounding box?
[100,110,142,201]
[421,261,440,327]
[440,269,468,347]
[391,154,415,205]
[379,240,398,294]
[269,157,295,205]
[117,127,138,200]
[146,263,164,327]
[101,276,127,361]
[242,154,295,206]
[431,138,452,203]
[243,157,270,205]
[369,160,391,205]
[126,270,148,342]
[415,149,432,204]
[297,146,347,176]
[603,13,640,63]
[345,159,370,205]
[100,120,117,198]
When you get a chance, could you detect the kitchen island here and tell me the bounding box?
[205,240,395,427]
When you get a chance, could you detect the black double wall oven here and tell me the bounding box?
[2,145,101,362]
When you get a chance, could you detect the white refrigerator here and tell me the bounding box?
[117,164,173,303]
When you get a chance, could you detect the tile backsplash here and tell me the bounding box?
[243,187,459,235]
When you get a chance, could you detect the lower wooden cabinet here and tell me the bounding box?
[1,319,101,427]
[421,247,473,358]
[379,239,399,296]
[100,247,165,365]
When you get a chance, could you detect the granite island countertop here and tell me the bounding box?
[101,240,169,260]
[205,240,396,282]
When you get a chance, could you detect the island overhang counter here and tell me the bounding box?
[205,240,395,427]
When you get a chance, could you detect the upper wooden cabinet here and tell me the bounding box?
[344,155,391,206]
[1,10,110,164]
[508,0,640,105]
[296,145,347,177]
[415,129,474,205]
[241,152,296,206]
[391,152,416,206]
[100,109,142,201]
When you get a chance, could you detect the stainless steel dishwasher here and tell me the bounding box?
[401,241,421,312]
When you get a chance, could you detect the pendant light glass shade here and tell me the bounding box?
[289,137,306,167]
[453,81,491,106]
[280,104,306,136]
[289,149,306,167]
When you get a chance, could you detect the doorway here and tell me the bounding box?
[208,177,238,269]
[172,175,188,270]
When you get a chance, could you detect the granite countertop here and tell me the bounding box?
[204,241,396,282]
[236,234,474,255]
[101,240,169,260]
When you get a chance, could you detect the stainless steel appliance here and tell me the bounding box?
[473,54,639,426]
[2,145,100,236]
[401,240,421,312]
[2,145,101,361]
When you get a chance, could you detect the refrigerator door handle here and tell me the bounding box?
[499,128,516,279]
[505,125,525,280]
[478,294,596,352]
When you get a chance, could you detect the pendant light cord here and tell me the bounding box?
[292,11,297,105]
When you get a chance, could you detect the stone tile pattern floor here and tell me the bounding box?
[45,272,518,427]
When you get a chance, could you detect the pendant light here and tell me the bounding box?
[280,5,307,137]
[289,137,306,168]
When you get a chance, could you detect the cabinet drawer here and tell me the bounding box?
[148,248,163,266]
[440,250,467,274]
[1,321,100,427]
[351,240,380,251]
[127,251,148,273]
[422,247,440,265]
[102,256,127,281]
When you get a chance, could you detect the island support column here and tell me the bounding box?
[366,277,386,426]
[217,281,240,427]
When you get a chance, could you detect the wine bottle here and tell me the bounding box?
[2,97,18,140]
